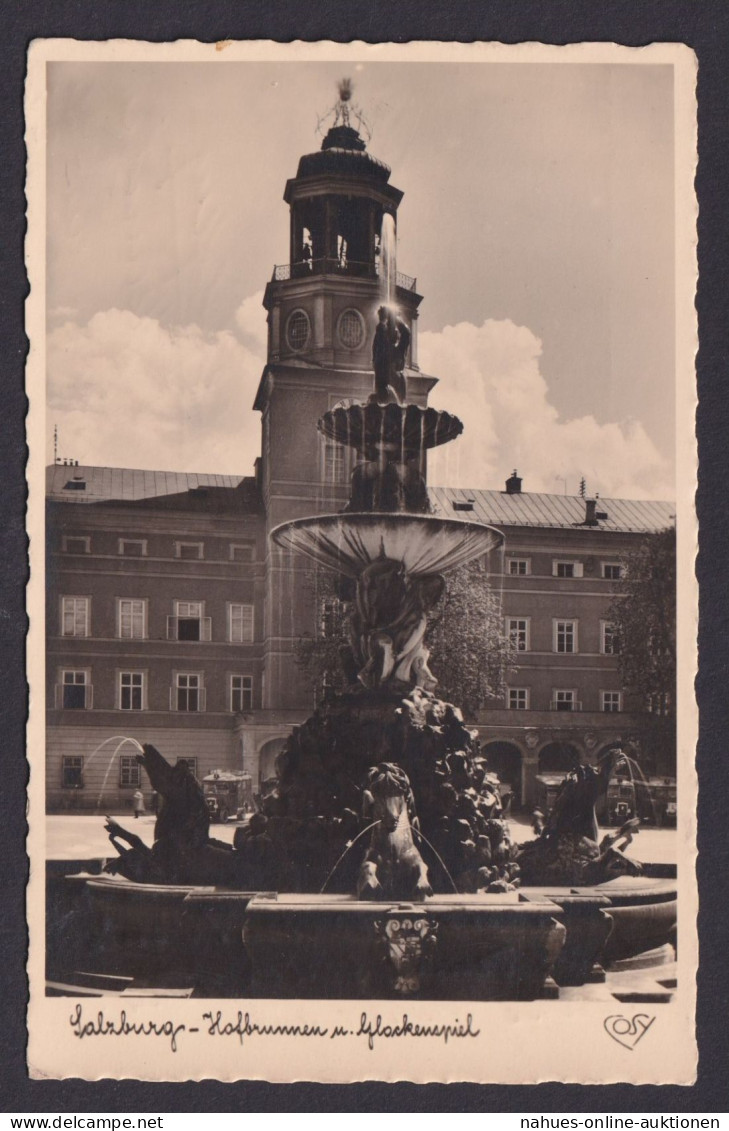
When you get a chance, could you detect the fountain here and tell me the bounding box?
[48,293,677,1003]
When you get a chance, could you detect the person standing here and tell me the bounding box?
[132,789,145,820]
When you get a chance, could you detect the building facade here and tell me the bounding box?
[45,115,675,813]
[428,483,674,804]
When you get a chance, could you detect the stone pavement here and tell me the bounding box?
[46,811,677,864]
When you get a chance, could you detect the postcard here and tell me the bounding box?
[26,38,697,1083]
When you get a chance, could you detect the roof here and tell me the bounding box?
[47,465,249,505]
[427,486,674,534]
[46,465,674,533]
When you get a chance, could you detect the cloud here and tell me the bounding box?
[46,305,673,501]
[47,308,266,474]
[47,305,79,325]
[421,318,673,500]
[234,290,267,352]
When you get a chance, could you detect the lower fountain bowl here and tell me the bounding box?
[271,512,504,577]
[48,868,677,1000]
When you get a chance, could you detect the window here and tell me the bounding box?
[647,692,672,716]
[506,617,530,652]
[168,601,211,642]
[119,671,145,711]
[175,757,198,778]
[286,309,310,352]
[175,541,204,560]
[601,691,622,713]
[118,598,147,640]
[508,688,529,710]
[62,755,84,789]
[118,539,147,557]
[319,597,346,638]
[119,755,141,787]
[173,673,205,712]
[59,670,91,710]
[552,689,576,712]
[322,438,347,484]
[554,619,578,653]
[230,543,255,562]
[61,596,89,637]
[229,603,254,644]
[231,674,253,712]
[337,308,365,350]
[508,559,530,576]
[553,560,583,578]
[600,621,618,655]
[602,562,622,580]
[62,536,90,554]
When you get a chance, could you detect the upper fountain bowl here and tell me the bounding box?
[271,512,504,578]
[318,401,463,455]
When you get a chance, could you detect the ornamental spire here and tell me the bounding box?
[316,78,372,145]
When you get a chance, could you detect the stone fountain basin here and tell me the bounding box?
[318,401,464,453]
[49,871,677,999]
[271,512,504,577]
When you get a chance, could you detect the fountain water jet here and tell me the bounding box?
[380,212,397,304]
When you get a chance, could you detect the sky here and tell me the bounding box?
[46,57,677,499]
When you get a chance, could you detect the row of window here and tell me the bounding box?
[506,688,623,712]
[57,669,253,713]
[60,597,255,643]
[506,559,622,580]
[60,537,256,561]
[57,667,623,715]
[60,754,198,790]
[507,617,617,655]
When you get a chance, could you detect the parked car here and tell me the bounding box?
[202,769,254,823]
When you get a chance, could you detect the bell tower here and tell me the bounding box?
[254,82,437,711]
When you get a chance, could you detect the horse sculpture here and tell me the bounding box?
[357,762,433,902]
[103,743,240,885]
[516,750,644,886]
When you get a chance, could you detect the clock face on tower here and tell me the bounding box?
[285,309,310,352]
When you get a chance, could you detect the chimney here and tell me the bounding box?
[505,469,522,495]
[584,498,598,525]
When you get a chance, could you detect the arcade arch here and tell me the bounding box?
[258,737,286,785]
[481,741,523,809]
[538,741,580,775]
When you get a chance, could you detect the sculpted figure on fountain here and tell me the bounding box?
[346,554,444,692]
[371,305,409,406]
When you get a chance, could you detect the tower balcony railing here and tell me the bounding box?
[271,258,416,292]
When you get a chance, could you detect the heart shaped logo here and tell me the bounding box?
[603,1013,655,1050]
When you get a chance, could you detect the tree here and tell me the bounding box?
[607,527,677,775]
[425,557,517,719]
[294,568,351,701]
[295,557,517,719]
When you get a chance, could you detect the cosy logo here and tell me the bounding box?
[603,1013,656,1050]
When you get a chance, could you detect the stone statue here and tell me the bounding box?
[348,554,444,691]
[372,305,408,405]
[103,743,242,886]
[348,448,429,514]
[516,751,644,886]
[357,763,432,901]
